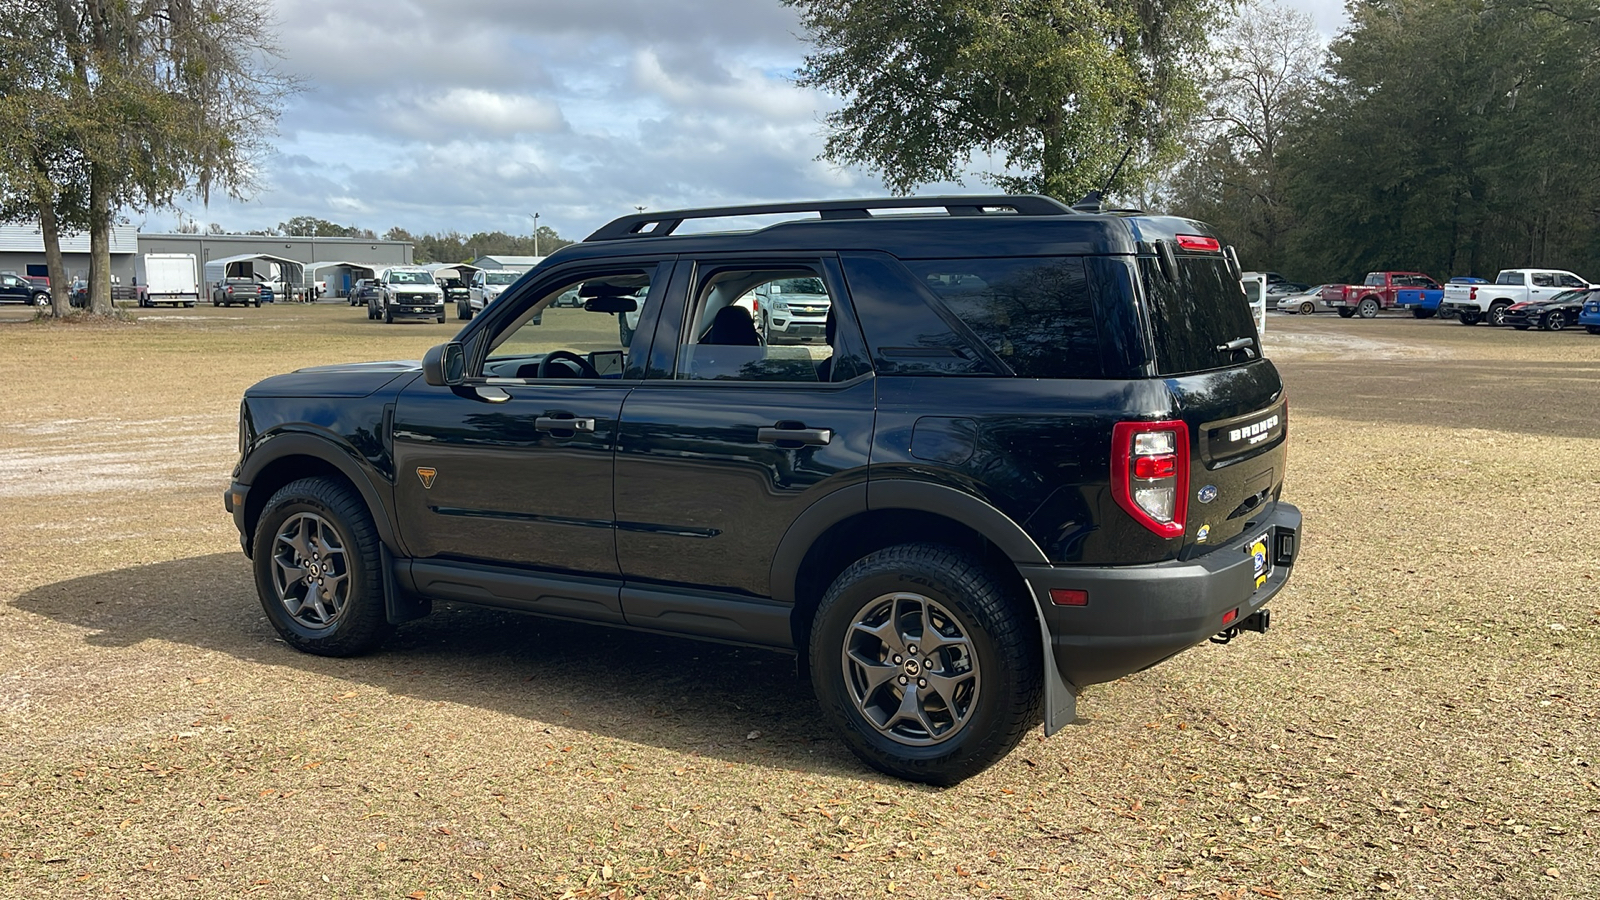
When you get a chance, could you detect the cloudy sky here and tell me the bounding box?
[143,0,1350,242]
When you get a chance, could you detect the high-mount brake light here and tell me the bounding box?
[1111,420,1190,539]
[1175,234,1221,252]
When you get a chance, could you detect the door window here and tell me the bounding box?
[1532,272,1555,287]
[1558,273,1586,288]
[482,269,657,380]
[671,266,837,382]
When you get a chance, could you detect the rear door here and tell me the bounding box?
[613,255,875,630]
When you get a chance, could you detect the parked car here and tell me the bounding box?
[1322,272,1441,318]
[351,278,376,309]
[1501,288,1597,331]
[1579,293,1600,334]
[1275,284,1334,315]
[1440,268,1591,326]
[211,278,264,307]
[742,276,831,344]
[1397,276,1487,319]
[0,272,50,306]
[464,269,522,319]
[225,194,1301,785]
[376,267,445,324]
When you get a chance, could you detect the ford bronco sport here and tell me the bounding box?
[226,196,1301,784]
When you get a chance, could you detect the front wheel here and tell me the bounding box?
[809,543,1042,785]
[1357,297,1380,318]
[252,477,392,657]
[383,304,393,324]
[32,292,49,307]
[1299,301,1316,315]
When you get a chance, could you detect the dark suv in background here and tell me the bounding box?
[226,196,1301,783]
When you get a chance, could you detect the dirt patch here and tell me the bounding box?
[0,305,1595,899]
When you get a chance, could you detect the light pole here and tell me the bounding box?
[528,212,540,257]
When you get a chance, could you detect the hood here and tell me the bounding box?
[247,359,420,398]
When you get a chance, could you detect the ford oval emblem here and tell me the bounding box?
[1197,485,1218,504]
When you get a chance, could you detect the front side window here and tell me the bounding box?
[672,266,836,382]
[482,270,655,380]
[1558,273,1586,288]
[906,257,1100,379]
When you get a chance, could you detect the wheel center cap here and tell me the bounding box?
[904,659,921,677]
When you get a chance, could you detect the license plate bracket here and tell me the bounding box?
[1247,530,1272,589]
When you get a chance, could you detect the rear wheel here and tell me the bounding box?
[1357,297,1380,318]
[252,477,392,657]
[809,543,1041,785]
[1488,303,1510,326]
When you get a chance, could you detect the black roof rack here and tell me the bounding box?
[583,195,1075,242]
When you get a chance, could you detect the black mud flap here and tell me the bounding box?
[382,544,432,624]
[1025,587,1079,735]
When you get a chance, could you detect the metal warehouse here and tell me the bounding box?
[0,227,414,299]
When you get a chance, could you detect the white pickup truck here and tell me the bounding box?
[1440,268,1590,326]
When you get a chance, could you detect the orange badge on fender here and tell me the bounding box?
[416,467,437,489]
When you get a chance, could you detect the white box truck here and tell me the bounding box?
[140,253,200,307]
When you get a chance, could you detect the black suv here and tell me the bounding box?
[226,196,1301,783]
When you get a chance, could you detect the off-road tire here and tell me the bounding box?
[810,543,1042,785]
[252,477,392,657]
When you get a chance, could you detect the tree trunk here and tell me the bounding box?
[88,160,113,316]
[36,195,71,317]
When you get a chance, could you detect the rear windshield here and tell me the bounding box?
[904,257,1101,378]
[1495,271,1522,285]
[1139,256,1260,375]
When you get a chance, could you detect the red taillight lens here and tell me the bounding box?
[1133,454,1177,479]
[1469,286,1477,300]
[1175,234,1221,252]
[1049,589,1089,607]
[1111,420,1190,539]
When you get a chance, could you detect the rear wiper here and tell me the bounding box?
[1216,336,1257,358]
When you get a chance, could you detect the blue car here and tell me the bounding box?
[1580,292,1600,334]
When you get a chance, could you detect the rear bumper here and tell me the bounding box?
[1020,501,1302,688]
[1439,301,1482,315]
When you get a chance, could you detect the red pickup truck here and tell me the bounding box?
[1321,272,1441,318]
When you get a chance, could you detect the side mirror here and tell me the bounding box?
[422,342,466,386]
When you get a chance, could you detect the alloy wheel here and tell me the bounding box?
[270,512,351,629]
[840,592,981,746]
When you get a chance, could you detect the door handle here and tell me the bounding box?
[535,415,596,433]
[758,425,832,446]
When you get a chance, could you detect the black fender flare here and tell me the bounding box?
[237,430,402,552]
[767,480,1050,605]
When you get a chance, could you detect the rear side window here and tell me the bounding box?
[904,258,1101,378]
[1139,256,1260,375]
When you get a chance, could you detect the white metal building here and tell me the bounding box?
[0,224,139,284]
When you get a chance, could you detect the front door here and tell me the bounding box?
[392,262,673,589]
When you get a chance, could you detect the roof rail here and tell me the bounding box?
[583,195,1075,242]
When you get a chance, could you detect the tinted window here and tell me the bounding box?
[1363,273,1385,286]
[1139,256,1260,376]
[1532,273,1555,287]
[1496,271,1522,285]
[905,257,1101,378]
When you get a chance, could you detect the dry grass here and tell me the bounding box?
[0,304,1595,899]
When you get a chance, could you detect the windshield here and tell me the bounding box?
[387,271,435,285]
[486,272,519,285]
[770,277,826,295]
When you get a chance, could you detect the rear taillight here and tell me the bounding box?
[1469,287,1477,300]
[1111,420,1190,538]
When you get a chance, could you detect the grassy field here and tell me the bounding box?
[0,303,1595,899]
